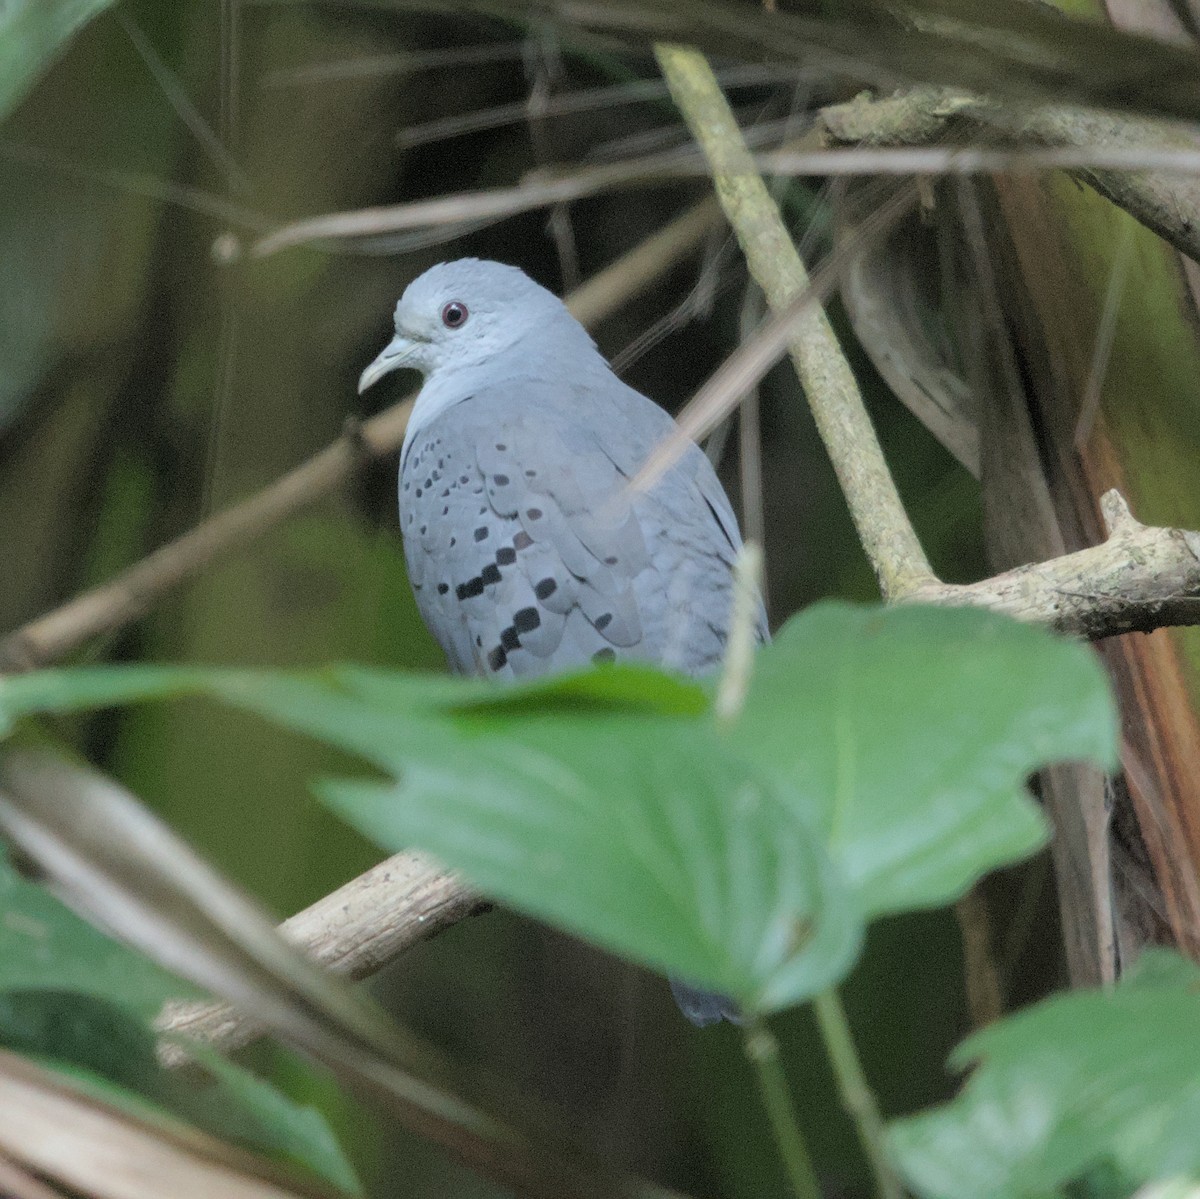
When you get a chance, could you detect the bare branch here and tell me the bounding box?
[158,479,1199,1059]
[158,851,483,1060]
[250,152,708,258]
[819,88,1200,267]
[915,490,1200,638]
[249,133,1200,261]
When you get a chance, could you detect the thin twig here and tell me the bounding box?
[250,154,688,257]
[250,139,1200,261]
[714,543,764,728]
[737,284,768,568]
[655,42,934,598]
[1075,221,1135,450]
[954,889,1004,1029]
[0,199,723,672]
[631,183,914,496]
[394,64,783,150]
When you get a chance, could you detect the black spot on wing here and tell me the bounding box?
[513,607,540,634]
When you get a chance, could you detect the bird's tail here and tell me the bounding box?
[669,977,742,1027]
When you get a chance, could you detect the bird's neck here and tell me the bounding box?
[401,330,609,457]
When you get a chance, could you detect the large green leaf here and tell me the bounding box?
[737,603,1116,916]
[888,950,1200,1199]
[0,0,115,120]
[209,667,863,1014]
[0,843,190,1016]
[0,989,359,1193]
[0,662,860,1012]
[0,603,1117,1013]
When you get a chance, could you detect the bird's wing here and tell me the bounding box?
[401,377,749,680]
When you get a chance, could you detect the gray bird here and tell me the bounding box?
[360,258,762,1026]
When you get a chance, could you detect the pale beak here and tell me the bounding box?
[358,334,419,394]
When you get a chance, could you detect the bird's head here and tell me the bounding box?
[358,258,592,394]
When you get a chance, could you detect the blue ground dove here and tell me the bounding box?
[360,259,764,1025]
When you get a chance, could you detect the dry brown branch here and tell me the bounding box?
[0,198,721,672]
[250,138,1200,260]
[159,850,483,1060]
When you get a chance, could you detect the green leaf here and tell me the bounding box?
[0,664,217,736]
[0,843,189,1017]
[0,662,860,1009]
[0,604,1117,1013]
[888,950,1200,1199]
[737,603,1116,916]
[207,668,861,1012]
[320,759,858,1015]
[165,1040,363,1196]
[0,989,359,1193]
[0,0,116,120]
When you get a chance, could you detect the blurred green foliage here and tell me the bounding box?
[891,950,1200,1199]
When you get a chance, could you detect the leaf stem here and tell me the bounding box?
[813,990,904,1199]
[744,1017,822,1199]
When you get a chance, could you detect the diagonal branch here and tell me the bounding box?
[158,850,483,1060]
[0,198,722,673]
[654,41,936,599]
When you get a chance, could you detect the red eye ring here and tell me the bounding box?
[441,301,469,329]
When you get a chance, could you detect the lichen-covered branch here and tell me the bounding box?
[819,88,1200,266]
[916,490,1200,638]
[655,42,936,599]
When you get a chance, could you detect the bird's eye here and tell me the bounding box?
[441,301,469,329]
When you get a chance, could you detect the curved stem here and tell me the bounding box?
[744,1017,822,1199]
[813,990,904,1199]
